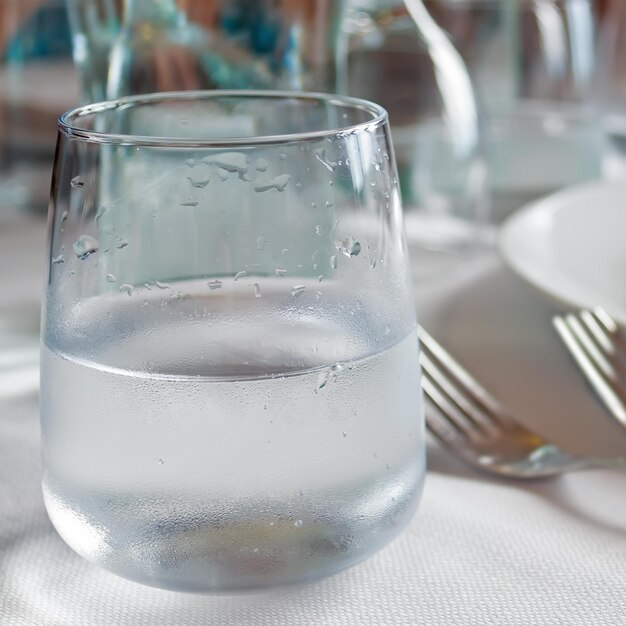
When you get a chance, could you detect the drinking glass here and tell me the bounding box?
[40,91,425,592]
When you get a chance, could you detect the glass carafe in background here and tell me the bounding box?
[102,0,345,99]
[426,0,602,221]
[65,0,122,103]
[0,0,76,212]
[345,0,488,255]
[594,0,626,181]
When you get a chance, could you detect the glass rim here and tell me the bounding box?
[58,90,389,148]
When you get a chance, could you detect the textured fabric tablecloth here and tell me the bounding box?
[2,213,626,626]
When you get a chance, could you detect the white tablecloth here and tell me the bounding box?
[1,212,625,626]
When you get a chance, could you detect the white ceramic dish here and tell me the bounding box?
[498,179,626,325]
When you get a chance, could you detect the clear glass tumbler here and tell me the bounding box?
[40,91,425,592]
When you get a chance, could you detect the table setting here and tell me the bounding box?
[2,1,626,625]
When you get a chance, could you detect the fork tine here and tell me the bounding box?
[421,374,475,439]
[418,325,507,423]
[553,316,626,427]
[580,310,626,365]
[420,351,499,435]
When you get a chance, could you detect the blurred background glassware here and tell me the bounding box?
[594,0,626,181]
[66,0,346,101]
[65,0,122,103]
[0,0,77,212]
[426,0,603,221]
[40,90,426,592]
[344,0,488,256]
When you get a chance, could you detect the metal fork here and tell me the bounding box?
[418,326,626,478]
[553,308,626,427]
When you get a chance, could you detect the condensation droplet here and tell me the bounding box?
[155,280,170,289]
[318,363,344,389]
[281,248,289,256]
[180,200,199,207]
[61,210,68,223]
[185,158,196,168]
[329,254,338,269]
[70,176,84,189]
[256,236,268,250]
[342,431,347,438]
[253,174,290,193]
[253,283,262,298]
[314,149,337,172]
[203,152,249,180]
[370,258,377,269]
[325,200,333,208]
[208,279,223,290]
[158,458,164,465]
[117,239,128,249]
[294,519,303,528]
[317,274,324,282]
[234,270,247,281]
[119,283,133,296]
[73,235,99,260]
[186,176,210,188]
[339,237,361,257]
[315,225,322,236]
[291,285,306,297]
[279,152,287,160]
[255,158,268,172]
[144,282,152,290]
[106,273,116,282]
[275,267,287,276]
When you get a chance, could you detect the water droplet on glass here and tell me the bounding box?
[117,239,128,249]
[281,248,289,256]
[68,270,75,277]
[52,254,64,264]
[253,283,262,298]
[186,176,210,188]
[203,152,249,180]
[106,273,116,282]
[155,280,170,289]
[61,210,68,223]
[253,174,290,193]
[119,283,133,296]
[275,267,287,277]
[342,431,347,438]
[73,235,98,260]
[144,282,152,290]
[279,152,287,160]
[294,519,303,528]
[256,236,268,251]
[315,225,322,236]
[370,258,377,269]
[318,363,344,389]
[185,158,196,168]
[70,176,84,189]
[317,275,324,282]
[314,149,337,173]
[374,163,382,172]
[291,285,306,297]
[255,158,268,172]
[158,458,164,465]
[384,325,391,336]
[207,279,222,290]
[234,270,247,281]
[329,254,338,269]
[325,200,334,208]
[339,237,361,257]
[180,200,199,207]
